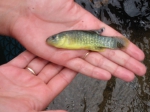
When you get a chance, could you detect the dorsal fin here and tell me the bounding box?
[94,27,105,35]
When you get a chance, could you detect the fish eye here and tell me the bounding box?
[51,35,56,40]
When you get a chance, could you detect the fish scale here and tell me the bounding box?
[46,30,129,51]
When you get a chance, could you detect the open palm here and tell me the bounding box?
[9,0,146,81]
[0,51,75,112]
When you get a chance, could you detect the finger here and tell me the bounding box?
[65,58,111,80]
[38,63,63,83]
[47,68,77,98]
[99,49,146,76]
[84,52,135,81]
[8,50,35,68]
[26,57,48,75]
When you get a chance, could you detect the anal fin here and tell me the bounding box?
[90,46,106,52]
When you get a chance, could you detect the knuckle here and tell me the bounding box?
[107,50,116,59]
[97,56,105,67]
[59,71,70,84]
[112,65,119,75]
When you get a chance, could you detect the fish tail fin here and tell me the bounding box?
[115,36,129,49]
[121,37,130,49]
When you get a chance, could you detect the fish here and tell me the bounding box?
[46,30,129,51]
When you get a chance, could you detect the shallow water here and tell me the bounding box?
[48,0,150,112]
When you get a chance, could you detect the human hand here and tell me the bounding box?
[0,51,76,112]
[4,0,146,81]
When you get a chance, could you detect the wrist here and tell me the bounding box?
[0,0,25,36]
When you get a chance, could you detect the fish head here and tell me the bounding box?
[46,33,66,47]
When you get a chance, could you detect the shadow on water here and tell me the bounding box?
[47,0,150,111]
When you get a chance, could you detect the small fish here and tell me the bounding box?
[46,29,129,51]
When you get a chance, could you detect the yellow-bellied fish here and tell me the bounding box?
[46,30,129,51]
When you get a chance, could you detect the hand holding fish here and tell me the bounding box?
[0,0,146,81]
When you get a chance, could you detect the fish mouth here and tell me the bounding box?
[46,36,57,44]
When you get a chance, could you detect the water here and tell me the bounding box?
[48,0,150,112]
